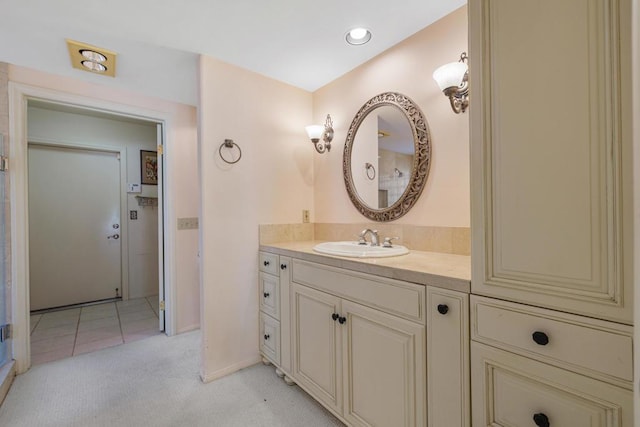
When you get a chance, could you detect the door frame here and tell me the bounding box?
[27,140,129,306]
[9,82,178,374]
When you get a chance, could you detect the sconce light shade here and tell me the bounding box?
[305,114,334,154]
[433,52,470,114]
[305,125,325,142]
[432,61,468,91]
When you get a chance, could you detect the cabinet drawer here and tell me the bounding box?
[471,296,633,387]
[260,313,280,365]
[472,342,632,427]
[292,259,425,323]
[259,252,279,275]
[259,272,280,319]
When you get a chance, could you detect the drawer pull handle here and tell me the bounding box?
[533,413,550,427]
[338,316,347,325]
[532,331,549,346]
[263,292,270,298]
[264,334,270,340]
[263,261,270,267]
[280,264,287,270]
[437,304,449,315]
[332,313,339,321]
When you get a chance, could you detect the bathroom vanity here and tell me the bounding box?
[258,242,470,427]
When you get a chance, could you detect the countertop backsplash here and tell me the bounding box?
[259,223,470,256]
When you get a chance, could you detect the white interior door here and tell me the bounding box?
[28,144,122,311]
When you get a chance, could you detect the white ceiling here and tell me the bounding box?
[1,0,465,105]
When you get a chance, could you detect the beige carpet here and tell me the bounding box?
[0,330,343,426]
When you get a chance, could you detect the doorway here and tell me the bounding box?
[24,102,165,365]
[4,82,177,372]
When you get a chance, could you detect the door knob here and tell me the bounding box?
[112,224,120,229]
[108,234,120,240]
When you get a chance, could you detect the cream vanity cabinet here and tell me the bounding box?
[260,252,470,427]
[469,0,634,425]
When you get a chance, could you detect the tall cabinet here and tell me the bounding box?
[469,0,634,425]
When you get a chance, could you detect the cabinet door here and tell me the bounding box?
[291,283,342,414]
[427,287,470,427]
[469,0,633,323]
[471,342,632,427]
[341,300,425,427]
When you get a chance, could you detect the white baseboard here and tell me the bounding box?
[200,356,262,384]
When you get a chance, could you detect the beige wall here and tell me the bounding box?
[8,65,200,333]
[313,6,469,227]
[198,56,313,381]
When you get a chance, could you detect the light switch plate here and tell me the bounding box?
[177,217,199,230]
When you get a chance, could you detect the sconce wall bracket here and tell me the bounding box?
[311,114,334,154]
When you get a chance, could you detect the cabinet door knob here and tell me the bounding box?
[331,313,339,321]
[437,304,449,315]
[263,260,270,266]
[264,334,270,340]
[533,413,550,427]
[263,292,270,298]
[338,316,346,324]
[280,264,287,270]
[532,331,549,346]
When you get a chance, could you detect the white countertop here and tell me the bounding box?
[260,241,471,293]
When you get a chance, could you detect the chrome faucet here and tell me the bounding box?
[358,228,380,246]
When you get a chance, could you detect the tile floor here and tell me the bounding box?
[29,295,162,365]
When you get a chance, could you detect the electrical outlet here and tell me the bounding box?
[130,210,138,220]
[177,217,199,230]
[302,210,310,223]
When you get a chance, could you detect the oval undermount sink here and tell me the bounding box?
[313,241,409,258]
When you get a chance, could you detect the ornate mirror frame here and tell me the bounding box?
[343,92,432,221]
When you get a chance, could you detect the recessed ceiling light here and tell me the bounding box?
[81,60,107,72]
[80,49,107,63]
[346,27,372,45]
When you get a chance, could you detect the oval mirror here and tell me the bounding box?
[343,92,431,221]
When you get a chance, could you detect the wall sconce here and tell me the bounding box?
[305,114,334,154]
[432,52,469,114]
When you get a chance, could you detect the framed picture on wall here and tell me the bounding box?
[140,150,158,185]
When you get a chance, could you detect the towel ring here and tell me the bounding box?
[365,162,376,180]
[219,139,242,164]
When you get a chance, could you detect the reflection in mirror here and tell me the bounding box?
[351,106,414,209]
[343,92,431,222]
